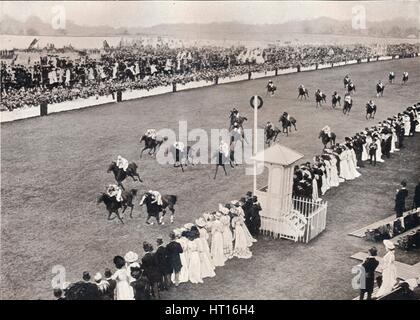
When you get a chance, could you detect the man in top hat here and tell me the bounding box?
[395,180,408,218]
[360,247,379,300]
[249,196,262,237]
[155,237,172,291]
[165,231,184,287]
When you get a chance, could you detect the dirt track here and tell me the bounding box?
[1,57,419,299]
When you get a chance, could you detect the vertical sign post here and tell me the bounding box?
[250,95,263,195]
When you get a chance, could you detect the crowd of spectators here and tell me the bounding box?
[1,43,418,111]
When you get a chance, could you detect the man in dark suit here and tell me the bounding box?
[141,242,161,299]
[155,237,172,291]
[360,247,379,300]
[104,268,116,300]
[250,196,262,237]
[414,180,420,209]
[166,231,183,287]
[395,180,409,218]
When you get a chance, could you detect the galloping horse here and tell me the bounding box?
[140,192,177,225]
[229,112,248,131]
[315,91,327,108]
[347,82,356,94]
[297,87,309,100]
[376,83,385,97]
[265,125,281,146]
[139,135,168,158]
[279,114,297,136]
[97,189,138,224]
[366,103,377,120]
[319,131,336,149]
[343,97,353,116]
[331,94,341,108]
[107,162,143,189]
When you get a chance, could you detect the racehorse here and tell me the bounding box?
[347,82,356,94]
[315,92,327,108]
[366,103,377,120]
[229,113,248,131]
[107,162,143,189]
[388,72,395,84]
[343,76,351,89]
[331,94,341,108]
[376,83,385,97]
[139,135,168,158]
[297,87,309,100]
[214,151,230,179]
[279,114,297,136]
[319,131,336,149]
[343,97,353,116]
[402,73,408,85]
[266,83,277,96]
[97,189,138,224]
[140,192,177,225]
[265,126,281,146]
[167,145,195,172]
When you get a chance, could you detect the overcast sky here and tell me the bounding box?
[1,1,419,28]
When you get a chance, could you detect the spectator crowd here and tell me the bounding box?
[1,43,418,111]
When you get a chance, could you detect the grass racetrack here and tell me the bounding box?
[1,57,420,299]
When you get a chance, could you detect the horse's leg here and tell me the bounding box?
[135,173,143,182]
[180,162,184,172]
[140,147,147,158]
[115,211,124,224]
[107,211,114,220]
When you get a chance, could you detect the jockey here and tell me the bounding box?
[333,91,338,98]
[145,129,157,140]
[316,89,323,97]
[402,72,408,81]
[377,80,384,89]
[322,125,332,138]
[389,71,395,78]
[267,80,275,89]
[107,184,123,202]
[283,112,290,121]
[116,155,129,172]
[149,190,163,206]
[344,93,352,103]
[367,100,375,107]
[265,121,273,130]
[219,140,230,158]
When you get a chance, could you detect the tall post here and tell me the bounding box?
[253,95,258,194]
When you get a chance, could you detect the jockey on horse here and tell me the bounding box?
[376,80,385,97]
[343,93,353,115]
[173,141,185,167]
[388,71,395,84]
[331,91,341,108]
[343,74,351,89]
[139,190,163,206]
[145,129,157,140]
[402,72,408,84]
[107,184,123,202]
[366,100,377,120]
[297,84,309,100]
[116,155,129,181]
[322,125,332,138]
[266,80,276,96]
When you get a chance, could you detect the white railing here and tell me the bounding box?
[256,186,328,243]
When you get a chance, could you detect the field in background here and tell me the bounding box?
[1,57,419,299]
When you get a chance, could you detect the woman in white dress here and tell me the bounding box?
[124,251,139,283]
[210,212,227,267]
[362,133,370,162]
[390,127,399,153]
[374,134,385,163]
[402,114,411,136]
[230,203,257,247]
[231,213,252,259]
[111,255,134,300]
[187,232,203,284]
[347,145,361,178]
[338,147,353,180]
[327,154,341,186]
[195,219,216,279]
[173,228,190,284]
[375,240,398,297]
[219,206,234,260]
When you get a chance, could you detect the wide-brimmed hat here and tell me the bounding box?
[184,223,194,230]
[215,211,222,218]
[195,217,206,227]
[94,272,102,282]
[124,251,138,263]
[383,240,395,250]
[218,204,230,214]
